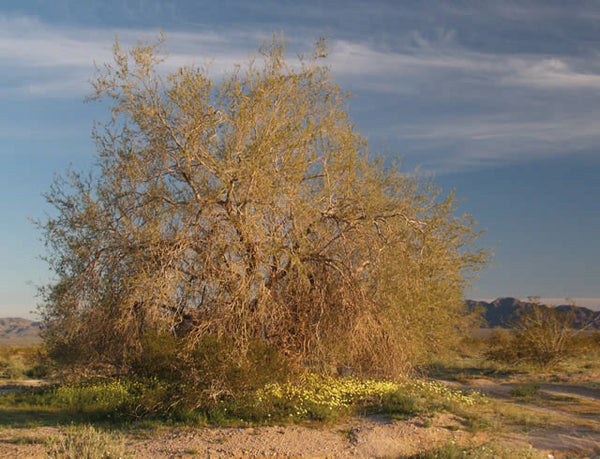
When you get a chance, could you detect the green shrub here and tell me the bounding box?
[130,332,292,413]
[4,334,292,421]
[131,331,180,380]
[379,391,420,417]
[0,377,170,422]
[510,383,540,398]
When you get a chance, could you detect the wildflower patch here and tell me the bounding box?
[253,374,483,422]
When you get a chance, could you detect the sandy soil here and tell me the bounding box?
[0,414,481,458]
[469,378,600,454]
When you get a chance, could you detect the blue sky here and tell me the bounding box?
[1,0,600,317]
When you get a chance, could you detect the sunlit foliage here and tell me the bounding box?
[38,35,488,382]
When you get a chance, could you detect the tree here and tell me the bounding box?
[39,35,488,379]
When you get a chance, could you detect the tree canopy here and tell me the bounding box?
[39,36,488,379]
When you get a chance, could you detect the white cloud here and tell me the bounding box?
[0,15,112,68]
[326,39,600,94]
[320,39,600,172]
[378,115,600,173]
[503,58,600,89]
[2,13,600,172]
[0,14,267,97]
[3,13,600,96]
[326,38,498,95]
[396,117,600,143]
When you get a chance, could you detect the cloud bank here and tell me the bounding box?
[2,11,600,173]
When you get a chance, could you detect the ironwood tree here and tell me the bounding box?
[39,36,488,378]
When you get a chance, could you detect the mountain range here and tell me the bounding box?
[466,297,600,329]
[0,317,42,344]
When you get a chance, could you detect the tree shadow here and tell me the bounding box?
[0,406,125,428]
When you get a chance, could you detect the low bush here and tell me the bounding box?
[46,424,128,458]
[0,346,48,380]
[415,440,541,458]
[510,383,540,398]
[486,304,581,368]
[569,331,600,353]
[130,332,293,414]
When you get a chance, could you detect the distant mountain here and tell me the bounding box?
[466,297,600,329]
[0,318,42,344]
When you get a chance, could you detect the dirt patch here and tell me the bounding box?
[134,418,448,458]
[0,379,47,396]
[0,415,468,458]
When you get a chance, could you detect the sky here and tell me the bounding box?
[1,0,599,318]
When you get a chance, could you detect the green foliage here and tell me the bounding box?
[131,331,180,380]
[130,332,292,412]
[2,379,144,416]
[510,383,540,398]
[1,338,291,422]
[0,374,484,426]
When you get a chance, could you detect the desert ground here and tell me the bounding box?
[1,370,599,458]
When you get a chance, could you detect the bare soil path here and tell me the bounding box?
[447,377,600,457]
